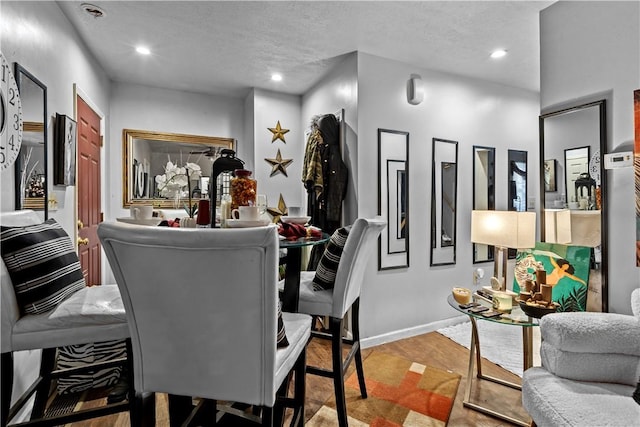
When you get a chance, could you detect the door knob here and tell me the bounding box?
[78,237,89,246]
[77,220,84,230]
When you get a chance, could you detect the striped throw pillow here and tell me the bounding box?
[312,227,350,291]
[1,218,86,315]
[277,301,289,348]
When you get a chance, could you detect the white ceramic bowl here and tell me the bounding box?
[281,216,311,225]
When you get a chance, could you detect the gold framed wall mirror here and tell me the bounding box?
[14,64,47,218]
[539,99,607,312]
[122,129,234,208]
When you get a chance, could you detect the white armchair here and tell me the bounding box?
[522,288,640,426]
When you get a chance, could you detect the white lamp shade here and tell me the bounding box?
[570,210,601,247]
[471,210,536,249]
[544,209,572,244]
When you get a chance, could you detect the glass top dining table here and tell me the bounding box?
[279,233,330,312]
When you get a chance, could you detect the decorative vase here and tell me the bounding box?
[181,217,197,228]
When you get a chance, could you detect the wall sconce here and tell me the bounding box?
[406,74,424,105]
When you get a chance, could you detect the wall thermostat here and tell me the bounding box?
[604,152,633,169]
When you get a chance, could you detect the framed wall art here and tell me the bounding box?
[378,129,409,270]
[53,113,77,186]
[543,159,556,192]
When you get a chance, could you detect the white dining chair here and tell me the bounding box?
[98,222,311,426]
[1,210,134,427]
[293,217,386,427]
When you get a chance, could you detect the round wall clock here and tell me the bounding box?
[0,52,23,170]
[589,149,601,186]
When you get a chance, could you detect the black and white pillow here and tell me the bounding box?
[312,227,350,291]
[1,218,85,315]
[276,302,289,348]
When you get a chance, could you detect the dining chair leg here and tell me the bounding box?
[351,299,367,399]
[1,352,13,427]
[330,316,348,427]
[261,406,274,427]
[132,392,156,427]
[293,349,307,427]
[30,347,56,420]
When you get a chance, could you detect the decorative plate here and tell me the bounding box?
[281,216,311,225]
[225,219,271,228]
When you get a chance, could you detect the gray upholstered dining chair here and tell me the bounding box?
[292,217,386,427]
[98,222,311,426]
[1,210,133,426]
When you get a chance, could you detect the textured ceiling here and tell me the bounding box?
[57,1,553,98]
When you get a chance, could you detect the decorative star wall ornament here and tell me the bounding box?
[268,120,289,143]
[265,149,293,177]
[267,193,288,222]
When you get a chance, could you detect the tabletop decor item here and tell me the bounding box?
[452,287,472,304]
[518,300,558,318]
[230,169,256,209]
[155,158,202,211]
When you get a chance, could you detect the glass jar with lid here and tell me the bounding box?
[230,169,257,210]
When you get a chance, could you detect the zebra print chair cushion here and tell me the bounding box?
[56,339,127,394]
[1,218,85,315]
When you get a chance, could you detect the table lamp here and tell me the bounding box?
[471,210,536,291]
[569,210,601,248]
[544,209,572,244]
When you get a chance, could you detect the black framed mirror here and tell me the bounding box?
[472,145,495,263]
[508,149,527,258]
[431,138,458,266]
[540,99,607,312]
[14,64,47,219]
[378,128,409,270]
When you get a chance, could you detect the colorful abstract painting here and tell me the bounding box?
[513,242,590,312]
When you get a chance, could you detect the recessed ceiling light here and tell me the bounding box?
[271,74,283,82]
[490,49,507,59]
[136,46,151,55]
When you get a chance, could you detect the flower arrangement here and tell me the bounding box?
[155,158,202,217]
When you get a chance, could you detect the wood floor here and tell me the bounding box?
[65,331,531,426]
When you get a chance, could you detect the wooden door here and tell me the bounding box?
[77,97,102,286]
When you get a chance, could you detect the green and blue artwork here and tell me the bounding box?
[513,242,590,312]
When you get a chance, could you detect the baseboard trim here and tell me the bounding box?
[361,315,468,349]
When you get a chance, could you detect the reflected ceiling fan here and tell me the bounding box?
[189,146,223,158]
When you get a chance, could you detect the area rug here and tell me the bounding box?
[306,351,461,427]
[436,321,541,377]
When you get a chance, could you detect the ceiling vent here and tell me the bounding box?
[81,3,106,19]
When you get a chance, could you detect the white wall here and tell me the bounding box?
[302,53,359,223]
[356,53,540,340]
[250,89,302,211]
[0,2,112,420]
[108,82,245,221]
[540,1,640,314]
[1,1,111,237]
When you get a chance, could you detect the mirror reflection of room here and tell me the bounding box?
[14,64,47,217]
[123,130,234,209]
[431,138,458,266]
[473,146,495,264]
[540,100,607,313]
